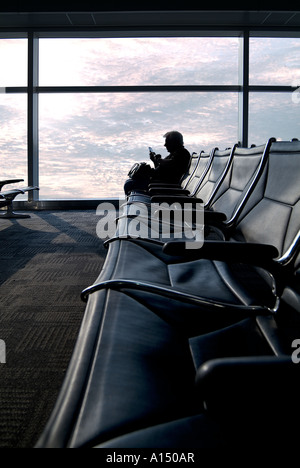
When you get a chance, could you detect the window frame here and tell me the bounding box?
[1,29,299,203]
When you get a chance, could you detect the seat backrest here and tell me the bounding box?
[184,148,216,196]
[209,139,274,225]
[194,144,237,207]
[180,152,202,189]
[232,139,300,264]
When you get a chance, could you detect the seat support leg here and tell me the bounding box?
[0,202,31,219]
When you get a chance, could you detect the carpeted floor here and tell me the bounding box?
[0,210,108,448]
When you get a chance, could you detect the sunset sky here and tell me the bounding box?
[0,36,300,199]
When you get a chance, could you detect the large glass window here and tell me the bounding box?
[249,37,300,86]
[0,39,28,200]
[39,37,239,86]
[248,37,300,146]
[2,34,299,202]
[0,95,27,197]
[0,39,27,199]
[0,39,27,87]
[249,92,300,144]
[38,36,239,199]
[39,92,238,199]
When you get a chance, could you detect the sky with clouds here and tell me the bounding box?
[0,36,300,199]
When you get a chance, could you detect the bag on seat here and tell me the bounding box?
[128,162,153,180]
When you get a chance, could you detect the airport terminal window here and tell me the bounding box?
[0,39,27,199]
[1,34,299,201]
[249,37,300,86]
[249,92,300,145]
[0,94,27,197]
[39,37,239,86]
[39,92,238,199]
[248,37,300,145]
[0,39,27,87]
[38,36,239,199]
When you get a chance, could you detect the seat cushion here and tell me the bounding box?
[100,240,277,310]
[37,289,197,448]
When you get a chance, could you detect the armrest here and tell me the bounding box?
[148,183,182,189]
[205,210,227,223]
[151,194,203,205]
[0,186,39,201]
[1,189,25,200]
[163,240,279,268]
[149,187,190,196]
[195,356,297,419]
[0,179,24,190]
[20,186,39,192]
[152,205,226,223]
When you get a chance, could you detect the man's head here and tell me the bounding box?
[164,131,184,152]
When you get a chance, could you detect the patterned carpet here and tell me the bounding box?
[0,210,108,448]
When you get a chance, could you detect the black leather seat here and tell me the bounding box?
[36,289,200,447]
[92,140,300,320]
[36,139,300,448]
[113,139,274,244]
[97,279,300,449]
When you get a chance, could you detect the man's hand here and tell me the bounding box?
[149,151,156,161]
[150,152,161,165]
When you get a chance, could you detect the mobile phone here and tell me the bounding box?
[149,147,154,153]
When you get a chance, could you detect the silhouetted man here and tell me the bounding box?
[124,131,191,195]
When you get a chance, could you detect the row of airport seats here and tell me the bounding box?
[115,139,275,242]
[36,138,300,448]
[0,179,39,218]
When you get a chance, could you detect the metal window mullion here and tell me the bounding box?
[238,30,249,148]
[27,33,39,202]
